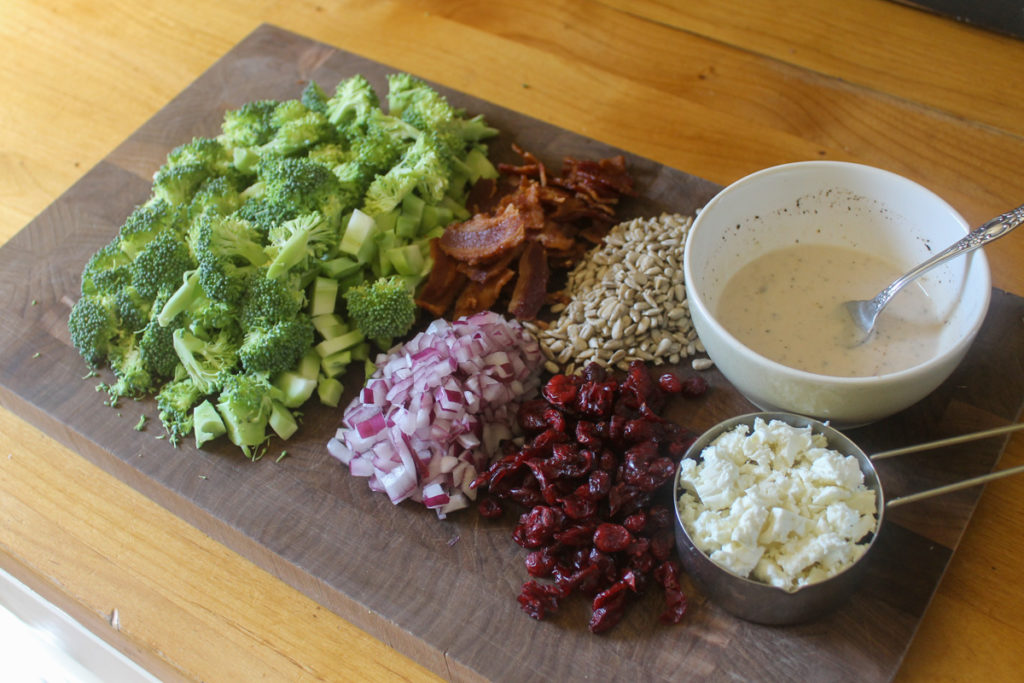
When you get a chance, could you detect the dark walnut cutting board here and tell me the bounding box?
[1,24,1022,682]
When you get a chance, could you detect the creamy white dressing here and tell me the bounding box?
[715,244,943,377]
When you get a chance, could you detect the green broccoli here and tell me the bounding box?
[325,74,380,131]
[240,269,306,329]
[188,175,245,224]
[156,371,204,446]
[150,139,233,208]
[172,327,238,395]
[117,198,185,258]
[300,80,329,115]
[237,317,315,375]
[129,229,196,301]
[265,212,338,280]
[68,294,120,366]
[344,275,417,343]
[257,156,347,228]
[192,214,269,304]
[101,335,155,403]
[220,99,279,149]
[362,135,450,215]
[81,241,132,296]
[215,372,279,456]
[259,100,334,158]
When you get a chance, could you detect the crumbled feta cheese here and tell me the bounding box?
[677,417,878,592]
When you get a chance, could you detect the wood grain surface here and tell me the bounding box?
[1,2,1022,681]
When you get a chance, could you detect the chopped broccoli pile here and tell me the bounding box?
[68,72,499,457]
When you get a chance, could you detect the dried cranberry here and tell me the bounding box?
[525,548,557,577]
[513,506,565,548]
[623,512,647,534]
[593,523,634,553]
[658,372,683,393]
[575,379,617,417]
[560,493,597,520]
[680,375,709,397]
[575,420,603,448]
[544,407,567,433]
[542,374,578,408]
[517,399,549,432]
[477,498,504,518]
[518,580,561,620]
[581,362,607,384]
[587,469,611,499]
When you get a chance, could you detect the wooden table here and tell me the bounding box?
[1,1,1022,680]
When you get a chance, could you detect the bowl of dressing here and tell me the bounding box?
[683,161,991,426]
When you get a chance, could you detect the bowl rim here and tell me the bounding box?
[683,160,992,386]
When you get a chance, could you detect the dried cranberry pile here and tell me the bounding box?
[473,361,708,633]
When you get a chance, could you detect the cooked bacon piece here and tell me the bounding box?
[439,202,531,265]
[497,144,548,185]
[452,268,516,319]
[508,240,550,321]
[559,155,636,200]
[415,240,467,317]
[529,220,576,253]
[457,244,523,283]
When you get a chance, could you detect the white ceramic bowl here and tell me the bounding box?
[683,161,991,426]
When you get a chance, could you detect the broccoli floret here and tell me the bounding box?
[188,175,245,224]
[232,197,295,237]
[238,317,315,375]
[81,241,132,296]
[306,142,352,168]
[265,212,338,280]
[257,100,335,159]
[113,285,152,332]
[215,372,278,456]
[152,162,211,207]
[156,372,204,445]
[172,327,239,395]
[301,80,329,115]
[166,137,234,175]
[139,316,180,378]
[344,275,417,342]
[221,99,279,149]
[130,229,196,301]
[240,269,306,329]
[118,198,185,258]
[68,294,120,366]
[193,214,269,304]
[325,74,380,130]
[362,135,450,215]
[258,156,347,228]
[102,336,155,403]
[151,138,233,208]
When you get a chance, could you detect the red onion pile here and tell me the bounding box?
[327,311,544,518]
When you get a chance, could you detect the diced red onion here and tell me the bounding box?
[328,311,543,518]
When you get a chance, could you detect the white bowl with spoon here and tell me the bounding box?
[683,161,996,426]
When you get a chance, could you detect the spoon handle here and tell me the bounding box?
[871,203,1024,308]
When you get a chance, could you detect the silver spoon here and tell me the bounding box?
[843,202,1024,341]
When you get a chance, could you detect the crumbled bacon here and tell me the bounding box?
[418,146,635,321]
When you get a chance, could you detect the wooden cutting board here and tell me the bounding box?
[0,24,1021,682]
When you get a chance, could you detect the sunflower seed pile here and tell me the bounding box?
[523,213,710,376]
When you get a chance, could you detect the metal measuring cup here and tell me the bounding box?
[671,411,1024,625]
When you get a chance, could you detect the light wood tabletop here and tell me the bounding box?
[1,0,1022,680]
